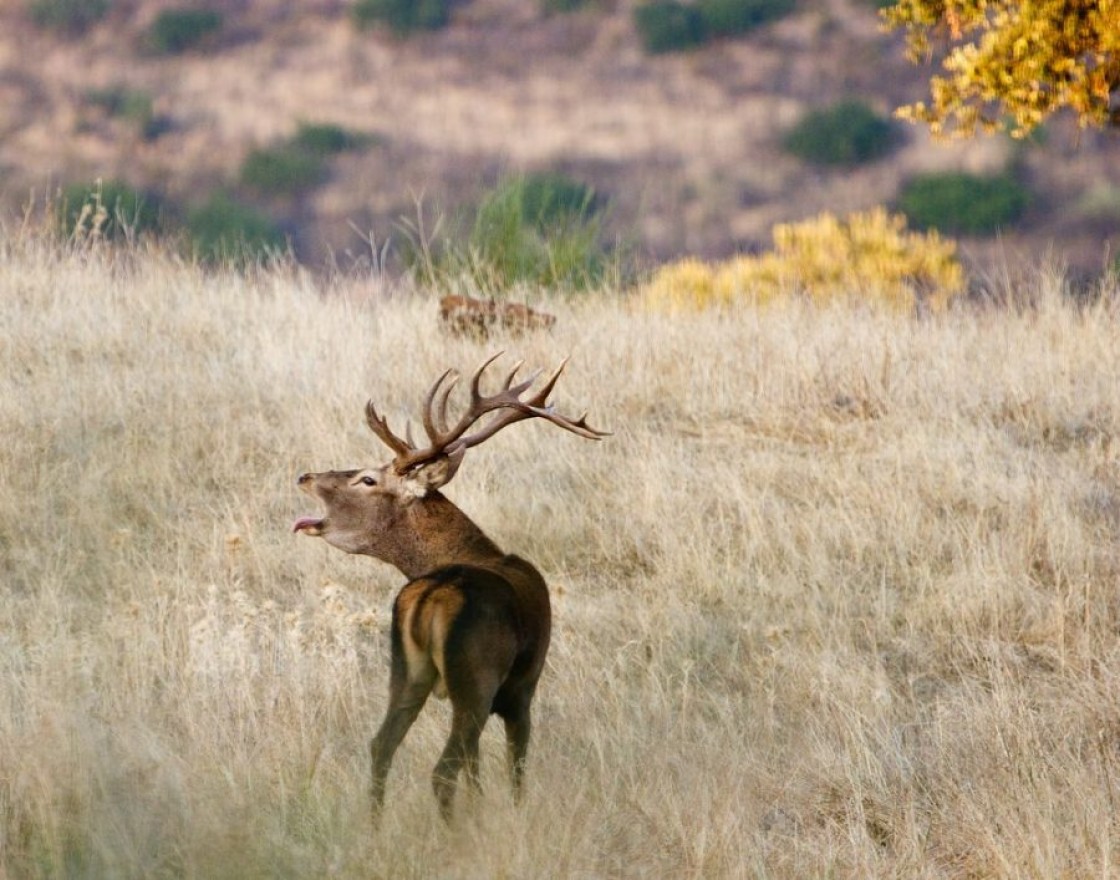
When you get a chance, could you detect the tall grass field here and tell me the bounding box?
[2,233,1120,877]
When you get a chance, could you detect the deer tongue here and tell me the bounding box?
[292,516,324,534]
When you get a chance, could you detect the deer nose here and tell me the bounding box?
[297,472,313,485]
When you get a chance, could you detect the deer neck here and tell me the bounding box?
[384,492,505,580]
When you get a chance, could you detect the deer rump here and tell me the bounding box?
[392,561,550,716]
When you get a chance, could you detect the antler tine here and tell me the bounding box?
[448,356,609,452]
[365,400,414,457]
[441,353,537,443]
[435,374,458,435]
[502,360,525,391]
[421,369,456,444]
[523,357,568,408]
[388,353,607,473]
[467,351,506,407]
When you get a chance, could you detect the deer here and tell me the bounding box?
[293,353,606,821]
[438,294,557,339]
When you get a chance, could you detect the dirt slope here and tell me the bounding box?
[1,0,1117,272]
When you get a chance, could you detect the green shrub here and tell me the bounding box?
[239,146,325,197]
[147,8,222,54]
[898,172,1030,235]
[519,172,600,230]
[469,175,606,289]
[60,180,162,240]
[87,86,151,121]
[783,100,899,166]
[408,174,611,293]
[351,0,451,34]
[698,0,796,36]
[634,1,707,53]
[29,0,108,34]
[186,193,285,264]
[291,122,371,156]
[542,0,590,11]
[85,86,171,139]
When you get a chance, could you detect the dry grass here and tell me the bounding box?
[2,233,1120,877]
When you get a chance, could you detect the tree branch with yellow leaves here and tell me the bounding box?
[882,0,1120,137]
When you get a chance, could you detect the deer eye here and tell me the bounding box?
[360,475,377,486]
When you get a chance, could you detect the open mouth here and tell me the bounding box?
[292,516,325,536]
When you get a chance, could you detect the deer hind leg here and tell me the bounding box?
[500,702,532,802]
[431,633,516,819]
[432,702,490,821]
[370,638,436,818]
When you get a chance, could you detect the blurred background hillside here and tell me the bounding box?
[1,0,1117,277]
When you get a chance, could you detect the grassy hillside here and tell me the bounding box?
[2,235,1120,876]
[0,0,1117,274]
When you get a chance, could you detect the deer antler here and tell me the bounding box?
[366,353,608,474]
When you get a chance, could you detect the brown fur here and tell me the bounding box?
[439,294,556,339]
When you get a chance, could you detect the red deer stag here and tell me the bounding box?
[293,353,606,820]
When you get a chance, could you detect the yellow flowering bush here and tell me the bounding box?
[643,208,965,313]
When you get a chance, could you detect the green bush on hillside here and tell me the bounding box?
[85,86,171,140]
[147,8,223,54]
[351,0,451,35]
[291,122,372,156]
[29,0,108,34]
[239,124,370,197]
[698,0,796,36]
[60,180,162,241]
[634,1,707,53]
[783,100,900,166]
[542,0,591,11]
[898,172,1030,235]
[408,173,612,292]
[635,0,796,53]
[186,193,285,264]
[518,172,600,230]
[239,146,326,197]
[469,174,607,289]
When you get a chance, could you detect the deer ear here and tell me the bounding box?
[401,447,466,498]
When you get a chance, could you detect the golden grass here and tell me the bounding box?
[2,233,1120,877]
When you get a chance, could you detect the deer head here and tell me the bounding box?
[294,352,606,575]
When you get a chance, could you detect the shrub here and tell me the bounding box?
[351,0,451,34]
[147,8,223,54]
[634,1,707,53]
[239,146,325,197]
[28,0,108,34]
[518,172,600,230]
[291,122,370,156]
[87,86,151,121]
[60,180,162,241]
[186,193,285,264]
[408,174,611,293]
[642,208,964,312]
[898,172,1030,235]
[468,175,606,290]
[85,86,171,139]
[542,0,590,11]
[239,125,369,197]
[698,0,796,36]
[635,0,795,53]
[783,100,900,166]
